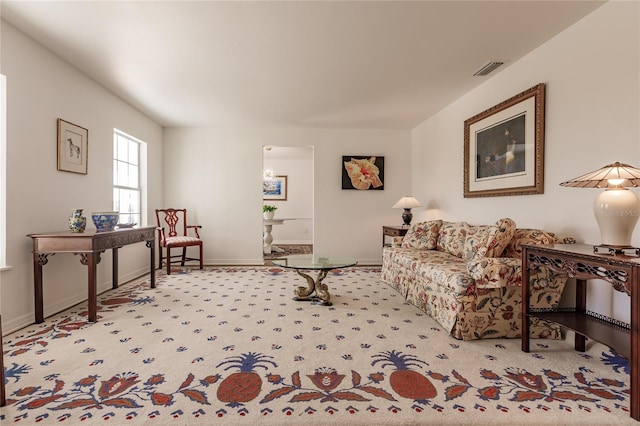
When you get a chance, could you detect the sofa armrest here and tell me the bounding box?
[467,257,522,289]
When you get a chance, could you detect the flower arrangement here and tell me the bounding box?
[263,204,278,213]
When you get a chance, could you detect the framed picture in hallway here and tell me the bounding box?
[342,156,384,190]
[463,83,545,197]
[57,118,88,174]
[264,175,287,200]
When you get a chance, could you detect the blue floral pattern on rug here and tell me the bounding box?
[0,267,633,424]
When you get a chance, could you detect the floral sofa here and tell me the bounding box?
[381,218,574,340]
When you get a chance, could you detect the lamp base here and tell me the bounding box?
[593,188,640,247]
[401,209,413,226]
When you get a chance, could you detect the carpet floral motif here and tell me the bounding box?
[0,267,633,424]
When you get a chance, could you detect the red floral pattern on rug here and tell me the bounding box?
[0,267,632,424]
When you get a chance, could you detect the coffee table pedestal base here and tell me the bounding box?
[293,269,332,306]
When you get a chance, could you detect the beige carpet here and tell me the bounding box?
[0,267,635,425]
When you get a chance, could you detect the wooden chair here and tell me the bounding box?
[155,208,203,275]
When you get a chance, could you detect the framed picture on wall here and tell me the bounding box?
[264,175,288,200]
[57,118,88,174]
[463,83,545,197]
[342,156,384,190]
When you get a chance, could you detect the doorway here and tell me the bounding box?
[262,146,314,262]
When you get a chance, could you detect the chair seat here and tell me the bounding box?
[165,236,201,246]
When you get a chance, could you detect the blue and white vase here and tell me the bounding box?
[69,209,86,233]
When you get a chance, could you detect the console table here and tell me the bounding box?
[28,227,156,324]
[521,243,640,421]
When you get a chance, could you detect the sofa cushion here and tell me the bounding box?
[437,221,469,258]
[401,220,442,250]
[503,228,557,258]
[411,250,472,295]
[463,217,516,260]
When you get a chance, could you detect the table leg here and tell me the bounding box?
[521,248,530,352]
[575,278,587,352]
[80,252,99,323]
[263,224,274,254]
[112,247,119,289]
[33,253,49,324]
[631,269,640,420]
[293,269,331,306]
[147,240,156,289]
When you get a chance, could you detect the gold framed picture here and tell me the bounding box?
[464,83,545,197]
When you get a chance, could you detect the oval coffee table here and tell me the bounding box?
[272,254,358,306]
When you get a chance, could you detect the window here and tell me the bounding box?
[113,130,145,226]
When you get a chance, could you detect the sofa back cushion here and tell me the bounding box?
[437,221,469,258]
[463,217,516,260]
[401,220,442,249]
[503,228,557,258]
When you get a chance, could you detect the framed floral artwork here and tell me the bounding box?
[463,83,545,197]
[57,118,88,174]
[342,156,384,190]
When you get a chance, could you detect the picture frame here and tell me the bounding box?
[57,118,88,174]
[263,175,288,200]
[342,155,384,190]
[463,83,545,197]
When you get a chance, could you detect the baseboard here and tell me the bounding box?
[3,266,151,335]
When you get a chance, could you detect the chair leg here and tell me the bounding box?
[199,244,203,269]
[181,247,187,266]
[166,247,171,275]
[158,245,164,270]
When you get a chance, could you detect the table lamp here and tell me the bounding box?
[560,162,640,248]
[392,196,422,226]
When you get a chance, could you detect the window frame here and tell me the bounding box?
[113,129,146,227]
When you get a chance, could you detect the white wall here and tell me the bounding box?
[163,127,412,264]
[412,2,639,322]
[0,21,164,332]
[263,146,314,244]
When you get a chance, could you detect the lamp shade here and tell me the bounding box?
[560,162,640,188]
[560,162,640,247]
[392,196,422,209]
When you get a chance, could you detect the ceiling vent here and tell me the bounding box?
[473,61,505,76]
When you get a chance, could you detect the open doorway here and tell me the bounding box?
[262,146,314,263]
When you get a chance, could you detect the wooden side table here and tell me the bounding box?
[522,243,640,421]
[382,225,408,247]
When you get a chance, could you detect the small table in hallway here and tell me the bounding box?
[272,254,357,306]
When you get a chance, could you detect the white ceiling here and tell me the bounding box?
[1,1,605,129]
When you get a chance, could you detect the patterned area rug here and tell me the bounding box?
[264,244,313,261]
[0,267,635,425]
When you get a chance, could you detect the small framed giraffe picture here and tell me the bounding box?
[57,118,88,174]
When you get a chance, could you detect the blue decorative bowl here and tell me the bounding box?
[91,212,120,232]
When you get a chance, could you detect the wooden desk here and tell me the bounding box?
[522,243,640,421]
[382,225,408,247]
[28,227,156,324]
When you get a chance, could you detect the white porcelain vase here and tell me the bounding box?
[263,211,275,220]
